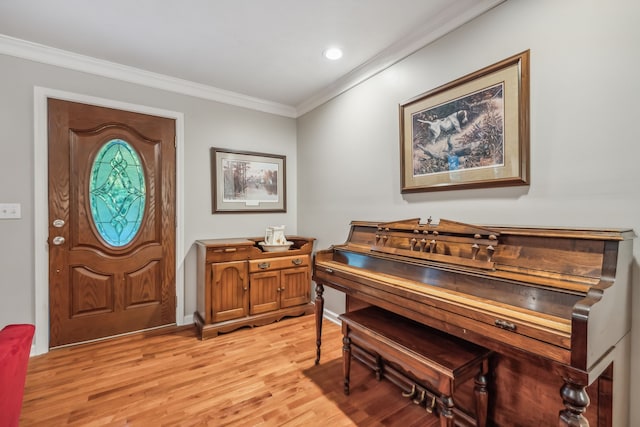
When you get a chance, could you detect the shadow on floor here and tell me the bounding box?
[303,357,440,427]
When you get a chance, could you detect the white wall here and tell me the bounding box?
[297,0,640,424]
[0,54,298,335]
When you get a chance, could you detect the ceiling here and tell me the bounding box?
[0,0,504,117]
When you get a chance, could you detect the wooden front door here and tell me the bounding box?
[48,99,176,347]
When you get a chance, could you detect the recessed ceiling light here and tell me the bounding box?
[323,47,343,60]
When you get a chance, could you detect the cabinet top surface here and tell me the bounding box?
[196,238,255,247]
[196,236,315,258]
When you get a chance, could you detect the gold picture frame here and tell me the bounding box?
[211,148,286,213]
[400,50,530,193]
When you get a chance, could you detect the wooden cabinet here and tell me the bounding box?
[195,236,314,339]
[209,260,248,323]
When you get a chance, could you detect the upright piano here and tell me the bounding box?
[313,218,634,426]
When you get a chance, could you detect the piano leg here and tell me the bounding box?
[559,380,590,427]
[438,395,455,427]
[314,282,325,365]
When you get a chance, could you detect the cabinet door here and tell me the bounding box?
[249,271,280,315]
[210,261,248,322]
[280,266,311,308]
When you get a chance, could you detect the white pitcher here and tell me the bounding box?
[265,226,286,245]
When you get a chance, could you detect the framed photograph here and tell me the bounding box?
[211,148,286,213]
[400,50,529,193]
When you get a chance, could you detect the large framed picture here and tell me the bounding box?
[400,50,529,193]
[211,148,286,213]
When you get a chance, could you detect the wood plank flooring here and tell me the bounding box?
[20,314,439,426]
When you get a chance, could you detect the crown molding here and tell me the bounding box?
[1,0,504,119]
[296,0,506,116]
[0,34,297,118]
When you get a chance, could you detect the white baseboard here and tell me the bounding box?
[321,308,341,326]
[181,313,194,326]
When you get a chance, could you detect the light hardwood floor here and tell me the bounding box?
[21,314,439,426]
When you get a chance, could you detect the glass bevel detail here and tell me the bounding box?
[89,139,146,247]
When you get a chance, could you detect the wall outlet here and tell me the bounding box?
[0,203,21,219]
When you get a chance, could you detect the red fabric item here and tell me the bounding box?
[0,324,35,427]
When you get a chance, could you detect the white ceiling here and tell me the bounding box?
[0,0,504,117]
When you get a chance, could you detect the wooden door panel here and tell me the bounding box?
[65,244,163,266]
[280,267,310,308]
[70,267,114,316]
[70,126,161,249]
[249,271,280,315]
[211,262,248,322]
[48,98,176,347]
[125,260,162,308]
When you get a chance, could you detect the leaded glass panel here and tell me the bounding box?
[89,139,146,246]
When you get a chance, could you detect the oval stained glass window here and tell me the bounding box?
[89,139,146,247]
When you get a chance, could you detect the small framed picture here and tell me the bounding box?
[211,148,286,213]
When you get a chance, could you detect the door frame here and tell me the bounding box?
[33,86,185,355]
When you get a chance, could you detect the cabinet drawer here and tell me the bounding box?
[249,255,309,272]
[206,245,252,262]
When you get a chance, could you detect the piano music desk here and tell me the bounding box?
[340,306,492,427]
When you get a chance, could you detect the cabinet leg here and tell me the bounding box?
[314,282,325,365]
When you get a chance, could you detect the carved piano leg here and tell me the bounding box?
[559,380,590,427]
[342,331,351,395]
[474,370,489,427]
[438,395,455,427]
[314,282,325,365]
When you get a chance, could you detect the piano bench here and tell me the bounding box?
[339,306,492,427]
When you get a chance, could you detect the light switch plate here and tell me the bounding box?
[0,203,21,219]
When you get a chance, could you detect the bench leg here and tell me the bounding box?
[342,329,351,395]
[475,371,489,427]
[375,354,383,381]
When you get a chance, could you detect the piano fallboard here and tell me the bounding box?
[315,248,574,364]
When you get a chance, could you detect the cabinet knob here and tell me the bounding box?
[258,262,270,269]
[292,258,302,265]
